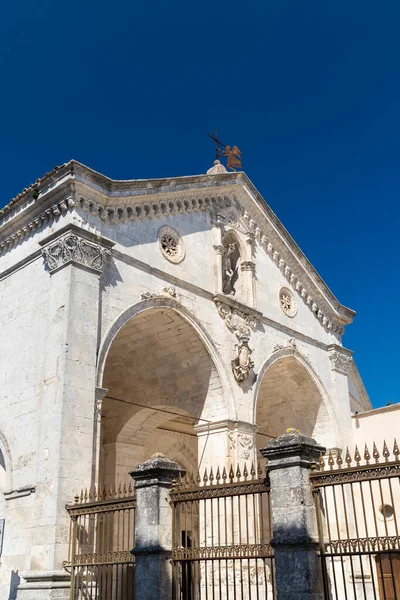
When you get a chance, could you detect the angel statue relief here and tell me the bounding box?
[222,243,239,295]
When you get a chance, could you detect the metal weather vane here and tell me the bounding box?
[207,129,243,171]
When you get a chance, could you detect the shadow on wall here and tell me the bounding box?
[8,571,20,600]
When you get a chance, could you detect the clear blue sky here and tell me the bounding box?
[1,1,398,408]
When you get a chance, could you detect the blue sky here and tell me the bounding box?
[1,1,398,407]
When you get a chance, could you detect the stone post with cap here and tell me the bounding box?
[130,453,181,600]
[260,428,326,600]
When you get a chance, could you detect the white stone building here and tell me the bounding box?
[0,159,374,598]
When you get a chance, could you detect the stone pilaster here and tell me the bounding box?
[17,226,113,599]
[195,420,257,473]
[130,454,181,600]
[260,429,326,600]
[327,344,353,448]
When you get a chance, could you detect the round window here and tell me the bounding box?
[379,504,394,520]
[158,226,185,264]
[279,287,297,318]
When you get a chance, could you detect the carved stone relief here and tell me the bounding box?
[42,233,111,273]
[279,287,297,318]
[140,286,177,300]
[158,225,185,264]
[328,350,352,374]
[231,332,255,383]
[214,295,260,384]
[228,430,255,460]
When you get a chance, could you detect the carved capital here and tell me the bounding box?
[41,226,113,274]
[95,387,108,422]
[240,260,256,273]
[328,345,353,374]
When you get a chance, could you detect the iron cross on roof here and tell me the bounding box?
[207,129,243,171]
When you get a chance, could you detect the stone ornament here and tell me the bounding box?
[229,431,255,460]
[42,233,111,274]
[215,299,258,337]
[231,332,254,383]
[329,350,352,374]
[158,225,185,264]
[279,287,297,318]
[140,286,177,300]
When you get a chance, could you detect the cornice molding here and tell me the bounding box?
[0,194,76,257]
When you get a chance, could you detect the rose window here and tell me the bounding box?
[158,226,185,264]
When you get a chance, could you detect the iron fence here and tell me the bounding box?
[170,462,275,600]
[65,483,136,600]
[311,441,400,600]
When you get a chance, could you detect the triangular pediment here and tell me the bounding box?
[0,160,354,333]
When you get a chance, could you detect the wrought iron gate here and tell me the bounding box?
[65,484,136,600]
[311,441,400,600]
[170,463,275,600]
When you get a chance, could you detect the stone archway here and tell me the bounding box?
[98,305,229,486]
[255,350,338,456]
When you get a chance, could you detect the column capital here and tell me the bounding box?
[40,224,114,275]
[327,344,353,374]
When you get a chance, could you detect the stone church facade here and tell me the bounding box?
[0,159,371,598]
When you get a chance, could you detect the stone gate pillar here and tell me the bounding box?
[260,429,326,600]
[130,453,181,600]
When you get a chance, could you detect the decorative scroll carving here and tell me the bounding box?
[328,350,352,374]
[42,233,111,273]
[232,332,254,383]
[214,297,259,337]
